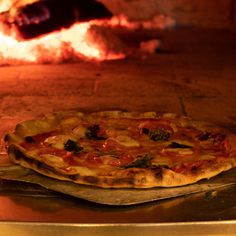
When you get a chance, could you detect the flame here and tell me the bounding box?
[0,0,13,12]
[0,20,127,64]
[0,1,175,65]
[0,1,126,64]
[0,0,37,12]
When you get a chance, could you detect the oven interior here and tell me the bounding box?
[0,0,235,232]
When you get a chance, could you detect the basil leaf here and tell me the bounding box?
[85,124,106,140]
[24,136,35,143]
[124,154,152,169]
[168,142,192,149]
[64,139,83,153]
[197,132,211,141]
[143,128,170,141]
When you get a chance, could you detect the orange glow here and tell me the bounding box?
[104,14,176,31]
[0,0,13,12]
[0,1,126,64]
[0,20,126,64]
[0,0,37,12]
[0,2,175,64]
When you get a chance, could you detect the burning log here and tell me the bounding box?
[0,0,112,40]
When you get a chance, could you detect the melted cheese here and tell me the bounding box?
[103,136,140,149]
[72,125,87,138]
[41,154,65,168]
[113,135,140,147]
[162,148,194,155]
[44,135,75,149]
[162,140,195,155]
[151,155,170,166]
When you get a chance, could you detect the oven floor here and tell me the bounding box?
[0,27,236,226]
[0,28,235,130]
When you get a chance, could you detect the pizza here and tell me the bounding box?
[4,111,236,188]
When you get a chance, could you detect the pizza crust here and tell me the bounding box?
[7,143,236,188]
[5,110,236,188]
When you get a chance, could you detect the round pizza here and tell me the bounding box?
[4,111,236,188]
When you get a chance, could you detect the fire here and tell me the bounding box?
[0,1,175,65]
[0,0,37,11]
[0,0,127,64]
[0,20,126,64]
[0,0,13,12]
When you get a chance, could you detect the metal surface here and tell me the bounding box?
[0,164,236,205]
[0,186,236,235]
[0,158,235,234]
[0,221,236,236]
[0,178,236,223]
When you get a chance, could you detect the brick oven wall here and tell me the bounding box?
[100,0,236,29]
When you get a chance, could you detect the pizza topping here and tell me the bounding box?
[20,136,36,149]
[40,154,66,169]
[64,139,83,153]
[197,132,226,144]
[43,135,75,149]
[142,127,171,141]
[162,140,194,156]
[72,125,87,138]
[107,154,134,167]
[124,154,152,168]
[168,142,192,149]
[139,120,173,141]
[23,132,57,145]
[102,138,124,151]
[212,133,226,144]
[85,154,103,166]
[163,148,194,156]
[113,135,140,147]
[24,136,35,143]
[151,155,171,166]
[38,146,67,157]
[102,136,140,151]
[85,124,107,140]
[197,132,211,141]
[198,154,215,160]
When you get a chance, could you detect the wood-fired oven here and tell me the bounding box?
[0,0,235,235]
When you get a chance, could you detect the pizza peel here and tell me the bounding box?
[0,160,235,206]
